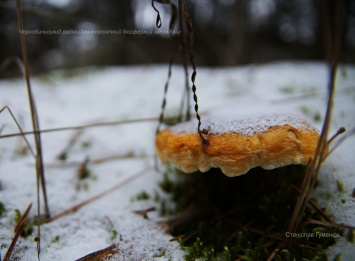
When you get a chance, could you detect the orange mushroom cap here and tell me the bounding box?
[156,114,328,177]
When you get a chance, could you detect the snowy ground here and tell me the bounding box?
[0,62,354,260]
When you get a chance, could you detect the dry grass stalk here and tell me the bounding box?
[0,117,158,139]
[290,184,333,223]
[0,106,35,157]
[3,204,32,261]
[57,129,83,160]
[328,127,355,156]
[15,0,50,256]
[43,167,149,224]
[45,153,149,168]
[286,0,346,247]
[133,207,157,216]
[75,157,90,190]
[178,0,191,122]
[74,244,119,261]
[308,219,355,231]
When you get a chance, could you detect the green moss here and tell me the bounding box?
[313,112,322,122]
[15,146,28,156]
[111,230,118,240]
[52,235,60,243]
[152,249,167,258]
[300,105,309,115]
[81,167,91,180]
[336,179,345,193]
[340,66,347,78]
[136,191,150,200]
[333,253,342,261]
[327,191,332,200]
[279,85,295,94]
[14,209,34,238]
[81,141,91,148]
[157,166,341,260]
[154,190,160,202]
[82,182,89,191]
[301,86,317,95]
[299,106,322,123]
[58,152,67,161]
[0,202,6,218]
[347,229,355,243]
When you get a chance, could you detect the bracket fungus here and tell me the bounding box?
[156,114,329,177]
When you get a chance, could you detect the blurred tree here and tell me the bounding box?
[0,0,353,77]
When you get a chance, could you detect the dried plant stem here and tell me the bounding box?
[133,207,156,216]
[0,117,158,139]
[15,0,49,257]
[169,231,198,242]
[75,157,90,190]
[0,2,80,25]
[183,0,207,144]
[3,204,32,261]
[156,46,177,134]
[43,168,149,224]
[290,184,333,223]
[57,129,83,160]
[0,56,25,75]
[308,219,355,231]
[225,218,286,244]
[74,244,118,261]
[328,127,355,156]
[45,153,150,168]
[0,106,35,157]
[327,127,346,144]
[286,0,345,246]
[178,0,190,122]
[266,245,282,261]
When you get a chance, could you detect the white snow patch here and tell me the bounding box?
[0,62,354,260]
[169,113,317,136]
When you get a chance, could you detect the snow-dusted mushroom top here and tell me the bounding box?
[170,113,317,136]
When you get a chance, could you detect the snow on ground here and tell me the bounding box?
[0,62,354,260]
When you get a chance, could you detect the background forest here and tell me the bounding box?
[0,0,355,77]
